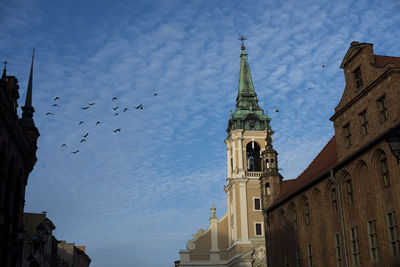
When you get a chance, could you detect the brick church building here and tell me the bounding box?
[260,42,400,266]
[0,54,40,267]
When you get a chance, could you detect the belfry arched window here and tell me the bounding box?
[246,142,261,171]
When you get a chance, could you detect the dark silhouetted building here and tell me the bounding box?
[0,55,40,267]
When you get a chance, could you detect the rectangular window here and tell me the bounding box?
[343,123,351,147]
[331,188,337,212]
[381,157,390,187]
[296,249,301,267]
[350,226,361,266]
[335,233,342,266]
[293,210,298,232]
[254,198,261,210]
[367,219,379,262]
[346,180,353,204]
[353,66,363,89]
[387,211,400,256]
[377,96,388,122]
[305,203,310,225]
[255,223,262,236]
[307,244,313,267]
[359,110,369,136]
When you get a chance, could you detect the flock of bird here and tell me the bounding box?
[45,93,158,154]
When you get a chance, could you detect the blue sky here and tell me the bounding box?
[1,0,400,266]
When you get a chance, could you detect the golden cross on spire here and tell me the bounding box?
[238,35,247,50]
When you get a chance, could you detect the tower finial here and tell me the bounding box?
[238,35,246,51]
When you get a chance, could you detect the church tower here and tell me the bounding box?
[178,42,269,267]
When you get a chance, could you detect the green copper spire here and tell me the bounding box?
[226,43,270,135]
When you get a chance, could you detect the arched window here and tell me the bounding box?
[305,202,310,225]
[246,142,261,171]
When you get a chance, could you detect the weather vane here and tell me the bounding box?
[238,35,247,50]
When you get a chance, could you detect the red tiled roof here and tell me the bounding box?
[374,55,400,68]
[272,136,338,206]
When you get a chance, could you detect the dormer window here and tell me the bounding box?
[353,66,363,90]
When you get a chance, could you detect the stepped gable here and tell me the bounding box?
[374,55,400,68]
[272,136,338,205]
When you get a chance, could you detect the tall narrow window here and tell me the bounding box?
[380,156,390,187]
[359,110,369,136]
[296,249,301,267]
[350,226,361,266]
[307,244,313,267]
[353,66,363,89]
[331,188,337,212]
[335,233,342,266]
[293,210,298,232]
[367,219,379,262]
[246,142,261,171]
[343,123,351,147]
[266,183,271,195]
[346,179,353,204]
[255,223,263,236]
[283,215,287,234]
[305,203,310,225]
[377,96,388,122]
[254,198,261,210]
[387,211,400,256]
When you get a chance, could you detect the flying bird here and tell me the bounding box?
[80,139,87,143]
[46,112,54,115]
[87,102,96,106]
[135,104,143,110]
[71,150,80,154]
[153,93,158,96]
[114,112,119,116]
[321,63,325,68]
[113,128,121,133]
[308,87,312,90]
[54,97,60,101]
[112,97,117,101]
[275,109,279,113]
[123,108,128,112]
[79,121,84,125]
[96,121,102,125]
[81,106,90,110]
[61,144,67,147]
[113,106,119,110]
[83,133,89,138]
[52,104,60,107]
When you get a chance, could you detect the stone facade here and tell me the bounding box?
[0,56,40,267]
[261,42,400,267]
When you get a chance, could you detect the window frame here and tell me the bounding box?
[358,110,369,136]
[386,211,400,256]
[343,123,352,147]
[350,226,361,266]
[367,219,379,262]
[377,96,388,123]
[254,222,264,236]
[253,197,261,211]
[352,66,363,90]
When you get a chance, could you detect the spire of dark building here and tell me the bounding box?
[1,60,7,85]
[21,49,36,128]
